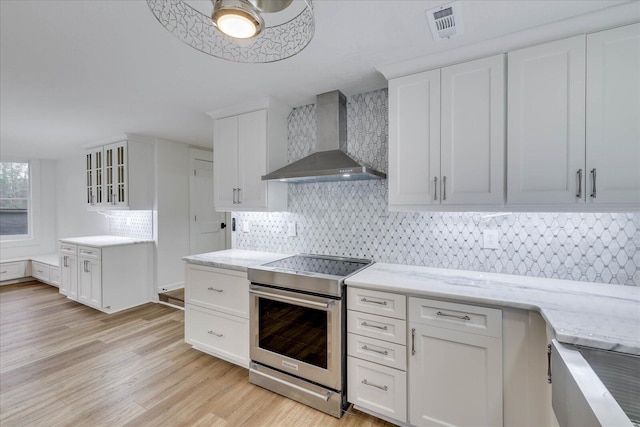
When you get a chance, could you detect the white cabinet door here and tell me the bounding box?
[60,254,78,300]
[389,69,441,206]
[213,115,239,210]
[104,141,128,208]
[409,324,503,427]
[586,23,640,205]
[441,54,505,205]
[79,258,102,308]
[238,110,268,208]
[507,35,586,205]
[85,147,104,208]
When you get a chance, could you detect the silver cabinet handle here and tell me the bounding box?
[361,297,387,306]
[433,177,438,201]
[0,271,7,274]
[437,311,471,321]
[362,345,388,356]
[37,270,44,274]
[411,328,416,355]
[362,379,388,391]
[547,344,552,384]
[590,168,597,199]
[442,176,447,201]
[207,330,223,337]
[576,169,582,198]
[232,188,237,204]
[63,256,68,268]
[207,287,223,292]
[237,188,242,204]
[361,321,388,331]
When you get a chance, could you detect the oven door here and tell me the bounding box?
[249,284,343,391]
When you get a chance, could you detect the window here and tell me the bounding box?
[0,161,30,238]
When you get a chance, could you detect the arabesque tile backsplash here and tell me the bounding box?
[234,89,639,286]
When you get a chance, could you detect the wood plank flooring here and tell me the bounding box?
[0,282,395,426]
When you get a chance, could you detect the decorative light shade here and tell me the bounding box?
[146,0,315,63]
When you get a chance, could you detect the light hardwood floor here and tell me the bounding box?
[0,282,395,426]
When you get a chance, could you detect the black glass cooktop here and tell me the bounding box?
[262,254,371,278]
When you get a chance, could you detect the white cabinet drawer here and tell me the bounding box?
[0,261,27,281]
[347,356,407,423]
[348,333,407,371]
[347,287,406,319]
[185,305,249,367]
[186,265,248,318]
[409,297,502,338]
[59,243,77,255]
[348,311,406,345]
[77,246,101,260]
[49,266,60,286]
[31,262,50,282]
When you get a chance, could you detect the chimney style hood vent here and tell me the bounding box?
[262,90,386,183]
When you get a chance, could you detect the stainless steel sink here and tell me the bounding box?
[552,340,639,427]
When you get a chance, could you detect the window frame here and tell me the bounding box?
[0,159,42,248]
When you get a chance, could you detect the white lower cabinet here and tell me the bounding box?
[408,297,503,427]
[58,241,152,313]
[78,246,102,309]
[347,287,407,423]
[184,264,250,368]
[0,260,28,282]
[60,244,78,299]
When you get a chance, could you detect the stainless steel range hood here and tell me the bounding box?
[261,90,386,183]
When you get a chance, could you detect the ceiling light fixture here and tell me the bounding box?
[147,0,314,63]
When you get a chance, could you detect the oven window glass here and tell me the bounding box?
[258,298,328,369]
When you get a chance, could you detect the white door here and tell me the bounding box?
[507,35,586,205]
[237,109,268,208]
[389,70,441,207]
[441,54,505,205]
[190,149,226,254]
[409,324,503,427]
[586,23,640,205]
[213,115,239,210]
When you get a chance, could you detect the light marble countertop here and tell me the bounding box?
[346,263,640,355]
[182,249,290,272]
[59,235,154,248]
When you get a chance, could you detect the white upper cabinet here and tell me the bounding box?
[586,23,640,206]
[213,108,288,212]
[508,25,640,209]
[440,54,505,205]
[507,35,586,205]
[389,69,440,207]
[85,136,154,210]
[389,54,505,210]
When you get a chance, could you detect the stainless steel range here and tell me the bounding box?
[247,254,373,418]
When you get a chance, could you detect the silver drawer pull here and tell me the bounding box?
[362,345,388,356]
[362,379,388,391]
[1,271,7,274]
[436,311,471,321]
[361,321,388,331]
[207,330,223,337]
[37,270,44,273]
[361,297,387,306]
[207,287,223,292]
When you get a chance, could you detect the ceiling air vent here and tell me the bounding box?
[426,2,464,40]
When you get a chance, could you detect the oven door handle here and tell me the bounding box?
[250,288,334,309]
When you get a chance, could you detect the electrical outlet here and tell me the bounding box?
[242,221,250,233]
[287,222,297,237]
[483,230,500,249]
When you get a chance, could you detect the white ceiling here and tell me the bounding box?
[0,0,634,159]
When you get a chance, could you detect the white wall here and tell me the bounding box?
[155,139,190,291]
[55,154,109,238]
[1,159,58,259]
